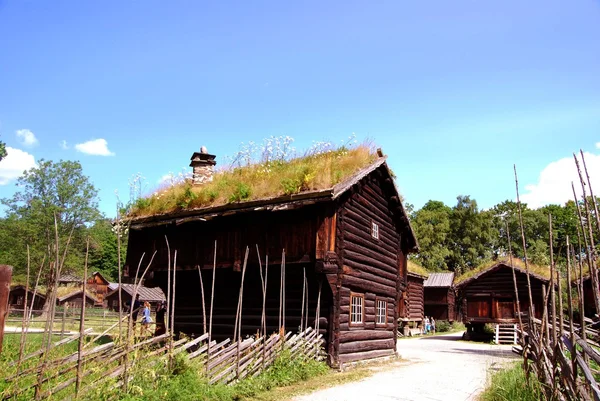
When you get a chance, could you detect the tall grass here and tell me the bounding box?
[128,145,378,218]
[479,363,543,401]
[84,351,329,401]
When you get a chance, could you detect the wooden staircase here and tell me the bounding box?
[494,323,519,344]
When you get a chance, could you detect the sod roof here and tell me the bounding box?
[454,257,552,288]
[407,260,429,278]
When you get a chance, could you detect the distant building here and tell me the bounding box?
[86,272,111,303]
[56,290,99,308]
[57,273,82,286]
[424,272,455,322]
[105,284,166,311]
[8,285,46,311]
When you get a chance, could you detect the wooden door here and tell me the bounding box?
[467,298,490,318]
[495,298,514,319]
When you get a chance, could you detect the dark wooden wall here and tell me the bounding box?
[8,288,45,310]
[58,294,96,308]
[405,274,424,321]
[424,287,455,322]
[458,266,547,324]
[335,172,405,365]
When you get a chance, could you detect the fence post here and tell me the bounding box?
[514,324,517,344]
[0,265,13,355]
[61,309,66,338]
[495,324,499,344]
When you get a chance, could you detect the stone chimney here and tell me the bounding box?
[190,146,217,185]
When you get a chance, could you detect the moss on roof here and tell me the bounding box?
[454,257,552,286]
[407,260,429,278]
[128,145,378,218]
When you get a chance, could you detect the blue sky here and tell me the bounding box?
[1,0,599,217]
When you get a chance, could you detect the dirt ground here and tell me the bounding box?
[293,332,518,401]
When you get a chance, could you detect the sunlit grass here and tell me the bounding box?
[407,260,429,278]
[454,257,551,286]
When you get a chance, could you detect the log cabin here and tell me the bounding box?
[8,285,45,311]
[105,284,166,312]
[423,272,455,322]
[57,273,82,286]
[398,261,427,335]
[455,259,550,340]
[580,274,599,318]
[124,146,418,367]
[86,272,111,303]
[56,290,99,308]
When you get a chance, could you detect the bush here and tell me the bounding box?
[436,320,451,332]
[480,363,543,401]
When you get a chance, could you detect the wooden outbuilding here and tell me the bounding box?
[56,290,99,308]
[124,148,418,367]
[423,272,455,322]
[398,261,427,335]
[86,271,111,303]
[8,285,45,311]
[105,284,166,311]
[455,260,550,340]
[57,273,82,286]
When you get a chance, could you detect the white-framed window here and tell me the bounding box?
[16,295,24,306]
[371,221,379,240]
[376,299,387,326]
[350,293,364,325]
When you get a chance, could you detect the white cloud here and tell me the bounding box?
[75,138,115,156]
[520,151,600,209]
[16,129,38,147]
[60,140,69,150]
[0,147,37,185]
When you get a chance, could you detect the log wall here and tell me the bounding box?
[336,172,405,364]
[458,265,547,324]
[424,287,455,322]
[404,274,424,321]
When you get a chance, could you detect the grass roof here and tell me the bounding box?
[454,257,552,286]
[407,260,429,278]
[128,145,378,219]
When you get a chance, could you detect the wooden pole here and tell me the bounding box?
[207,240,217,374]
[169,250,178,368]
[18,246,31,369]
[256,245,266,337]
[573,156,600,315]
[571,180,600,315]
[279,252,283,331]
[315,279,322,357]
[301,268,306,334]
[506,221,524,343]
[236,247,249,379]
[198,264,207,334]
[165,235,171,335]
[75,238,90,397]
[282,249,286,333]
[557,257,564,341]
[548,215,557,347]
[566,244,577,384]
[514,165,535,312]
[116,207,123,339]
[0,265,12,356]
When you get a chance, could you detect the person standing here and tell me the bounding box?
[155,301,166,336]
[431,317,436,333]
[141,301,152,337]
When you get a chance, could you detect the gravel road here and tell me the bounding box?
[293,333,517,401]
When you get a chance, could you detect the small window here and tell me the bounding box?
[371,221,379,240]
[350,293,364,325]
[376,299,387,326]
[16,296,24,306]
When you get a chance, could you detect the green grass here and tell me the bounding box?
[407,260,429,278]
[479,363,544,401]
[128,145,378,218]
[455,257,552,286]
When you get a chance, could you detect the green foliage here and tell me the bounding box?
[87,218,125,280]
[0,137,6,161]
[228,182,252,202]
[87,350,329,401]
[433,320,465,333]
[0,160,101,285]
[480,363,543,401]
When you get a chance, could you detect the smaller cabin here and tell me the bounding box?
[8,285,46,311]
[57,290,99,308]
[105,284,166,312]
[580,274,600,318]
[455,260,550,340]
[86,272,111,303]
[398,262,427,335]
[424,272,455,322]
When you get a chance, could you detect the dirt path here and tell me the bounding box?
[293,333,517,401]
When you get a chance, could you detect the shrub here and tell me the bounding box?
[436,320,451,332]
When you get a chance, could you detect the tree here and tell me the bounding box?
[1,159,100,313]
[446,196,494,273]
[88,218,126,281]
[410,200,452,271]
[0,137,6,161]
